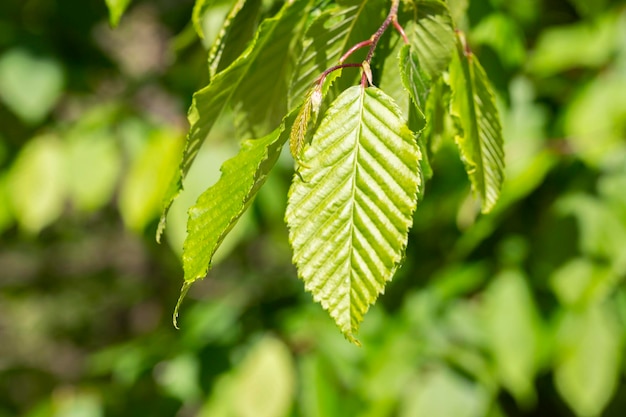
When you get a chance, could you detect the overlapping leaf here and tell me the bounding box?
[286,86,422,342]
[449,35,505,213]
[158,0,308,240]
[289,0,387,108]
[179,125,287,318]
[406,1,456,78]
[207,0,262,77]
[104,0,131,27]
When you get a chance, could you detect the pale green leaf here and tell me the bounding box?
[199,337,296,417]
[483,270,541,405]
[182,126,286,287]
[104,0,131,27]
[554,304,623,417]
[8,135,66,233]
[286,86,421,342]
[289,0,387,108]
[158,0,308,240]
[450,34,505,213]
[66,131,120,213]
[406,1,456,78]
[400,367,489,417]
[119,130,182,232]
[0,49,64,125]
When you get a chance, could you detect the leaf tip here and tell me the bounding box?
[173,281,192,329]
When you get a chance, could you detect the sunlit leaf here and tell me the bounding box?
[158,0,308,240]
[104,0,132,27]
[405,1,456,78]
[450,33,505,213]
[181,126,286,299]
[8,135,66,233]
[207,0,262,77]
[119,130,182,231]
[286,86,421,342]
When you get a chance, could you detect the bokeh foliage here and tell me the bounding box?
[1,0,626,416]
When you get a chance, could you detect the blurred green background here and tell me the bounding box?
[1,0,626,416]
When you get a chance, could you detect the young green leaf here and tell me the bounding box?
[449,34,505,213]
[286,86,422,343]
[158,0,308,241]
[405,0,456,79]
[104,0,131,27]
[178,126,287,320]
[290,84,322,162]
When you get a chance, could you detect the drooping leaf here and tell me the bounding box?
[104,0,131,27]
[286,86,422,342]
[158,0,308,241]
[449,33,505,213]
[181,126,286,291]
[405,1,456,79]
[207,0,262,77]
[289,0,387,108]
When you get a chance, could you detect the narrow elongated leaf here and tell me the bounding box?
[399,44,431,118]
[286,86,422,342]
[182,126,286,286]
[406,1,456,78]
[449,34,505,213]
[289,0,387,108]
[158,0,308,240]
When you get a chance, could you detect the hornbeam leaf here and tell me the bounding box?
[406,1,456,78]
[450,33,505,213]
[207,0,262,77]
[179,127,286,309]
[286,86,422,343]
[289,0,387,108]
[157,0,308,241]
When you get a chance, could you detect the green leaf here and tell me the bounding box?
[180,125,287,306]
[286,86,422,342]
[289,0,387,108]
[8,135,66,233]
[399,44,431,119]
[405,1,456,79]
[449,34,505,213]
[400,367,489,417]
[207,0,262,77]
[483,270,541,405]
[0,49,64,125]
[199,337,296,417]
[554,304,623,417]
[119,130,182,232]
[104,0,132,27]
[158,0,308,240]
